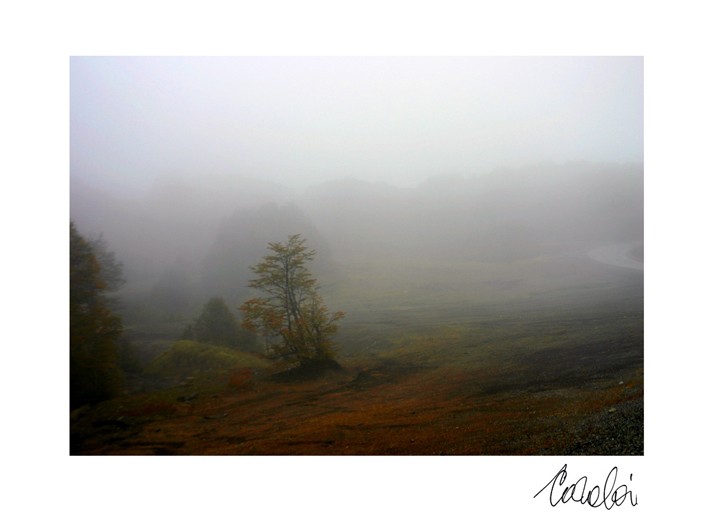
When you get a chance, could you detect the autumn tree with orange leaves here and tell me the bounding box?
[239,235,344,366]
[70,222,123,409]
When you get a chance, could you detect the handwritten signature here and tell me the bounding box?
[534,464,638,508]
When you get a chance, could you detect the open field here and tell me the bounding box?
[71,250,643,455]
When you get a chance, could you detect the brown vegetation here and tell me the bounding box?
[71,336,642,455]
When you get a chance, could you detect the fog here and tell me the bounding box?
[71,57,642,192]
[69,56,645,457]
[70,56,643,321]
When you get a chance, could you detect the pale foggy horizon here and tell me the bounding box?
[70,55,643,312]
[71,56,642,195]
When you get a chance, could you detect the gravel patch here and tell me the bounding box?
[555,397,643,455]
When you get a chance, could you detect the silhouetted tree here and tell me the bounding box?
[70,222,123,410]
[189,297,257,350]
[200,203,332,303]
[240,235,344,365]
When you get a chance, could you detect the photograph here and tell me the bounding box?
[69,56,644,457]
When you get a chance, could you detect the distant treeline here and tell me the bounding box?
[71,161,642,319]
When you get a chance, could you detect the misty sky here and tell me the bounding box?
[70,56,642,193]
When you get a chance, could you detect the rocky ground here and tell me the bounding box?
[70,355,643,456]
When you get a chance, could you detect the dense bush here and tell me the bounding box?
[184,297,258,351]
